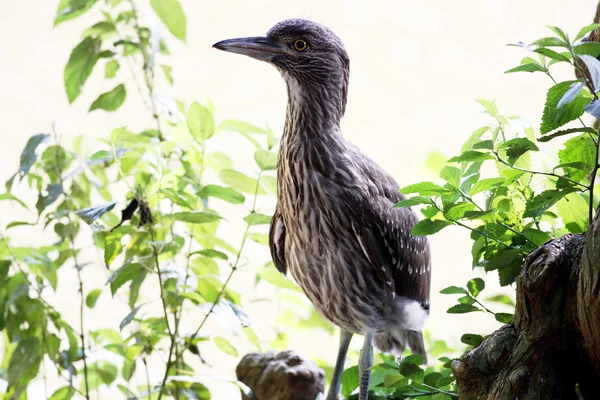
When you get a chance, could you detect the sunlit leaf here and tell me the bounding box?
[150,0,187,41]
[89,84,127,112]
[213,336,238,356]
[86,289,102,308]
[64,36,102,103]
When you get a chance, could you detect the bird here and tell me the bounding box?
[213,19,431,400]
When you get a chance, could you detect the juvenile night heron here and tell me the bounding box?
[214,19,431,400]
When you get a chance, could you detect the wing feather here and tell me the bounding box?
[269,209,287,275]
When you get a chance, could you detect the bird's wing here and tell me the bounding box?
[269,209,287,275]
[350,153,431,308]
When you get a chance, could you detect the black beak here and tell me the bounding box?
[212,36,293,61]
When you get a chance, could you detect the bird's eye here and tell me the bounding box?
[293,39,308,51]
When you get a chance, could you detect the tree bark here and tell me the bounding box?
[452,222,600,399]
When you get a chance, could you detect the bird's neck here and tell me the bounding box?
[280,75,346,149]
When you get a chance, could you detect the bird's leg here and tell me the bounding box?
[358,332,374,400]
[326,329,353,400]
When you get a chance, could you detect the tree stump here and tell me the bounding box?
[236,350,326,400]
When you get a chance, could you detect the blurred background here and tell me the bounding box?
[1,0,597,398]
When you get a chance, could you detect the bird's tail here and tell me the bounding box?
[373,330,427,364]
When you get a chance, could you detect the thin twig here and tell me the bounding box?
[172,171,264,364]
[589,128,600,224]
[493,151,588,189]
[151,227,177,400]
[128,0,165,141]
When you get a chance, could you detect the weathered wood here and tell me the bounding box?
[236,350,326,400]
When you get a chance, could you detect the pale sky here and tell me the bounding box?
[1,0,597,398]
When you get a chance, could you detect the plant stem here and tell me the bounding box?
[128,0,165,141]
[151,228,177,400]
[494,151,588,189]
[589,127,600,224]
[458,188,535,246]
[172,171,264,363]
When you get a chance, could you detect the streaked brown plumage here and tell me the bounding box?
[214,19,431,400]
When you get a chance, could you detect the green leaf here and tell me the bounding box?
[557,193,588,233]
[399,361,424,382]
[393,196,431,208]
[187,102,215,140]
[461,126,489,152]
[36,183,63,214]
[213,336,238,356]
[86,289,102,308]
[476,99,498,115]
[473,140,494,150]
[411,219,452,236]
[485,294,514,306]
[523,228,552,246]
[448,151,495,163]
[541,81,592,134]
[219,169,265,194]
[257,264,301,291]
[403,354,425,365]
[244,213,272,226]
[95,360,118,385]
[460,333,483,347]
[447,304,481,314]
[150,0,187,42]
[440,166,462,187]
[103,231,123,268]
[64,36,102,103]
[469,178,505,196]
[17,133,49,175]
[197,184,245,204]
[8,338,41,387]
[576,23,600,40]
[107,262,144,295]
[254,150,278,171]
[466,278,485,297]
[76,202,117,224]
[105,59,119,78]
[532,37,567,47]
[537,127,597,142]
[0,193,29,210]
[49,386,75,400]
[55,0,97,26]
[524,189,578,218]
[504,62,547,74]
[534,47,570,62]
[248,233,269,245]
[557,82,585,109]
[558,134,596,182]
[162,65,173,84]
[399,182,451,196]
[443,202,475,220]
[173,211,222,224]
[341,365,359,398]
[495,313,514,323]
[119,305,141,330]
[90,84,126,111]
[440,286,467,295]
[499,138,538,165]
[218,119,266,134]
[574,41,600,57]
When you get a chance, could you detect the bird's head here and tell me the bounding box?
[213,19,350,117]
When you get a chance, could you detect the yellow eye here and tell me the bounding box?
[293,39,308,51]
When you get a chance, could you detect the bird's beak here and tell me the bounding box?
[212,36,292,61]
